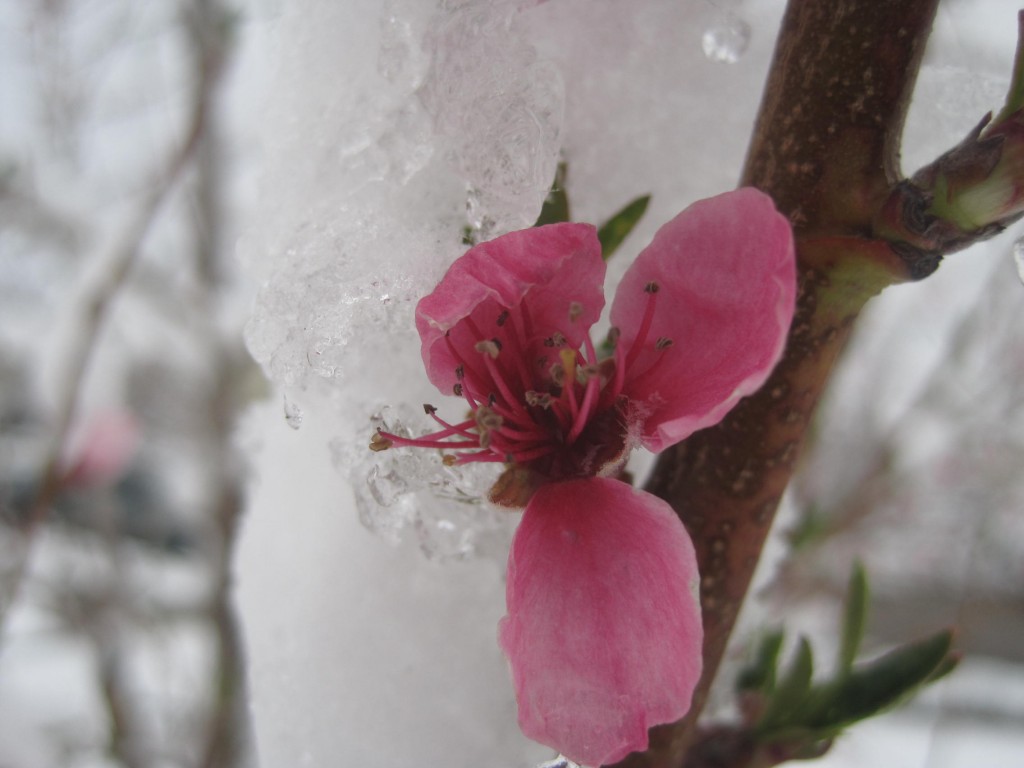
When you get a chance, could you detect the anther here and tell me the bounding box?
[569,302,583,322]
[525,390,553,409]
[543,332,567,348]
[423,404,437,415]
[549,362,566,386]
[453,383,464,396]
[644,281,660,294]
[369,432,393,452]
[496,310,509,326]
[442,454,457,466]
[475,406,504,431]
[655,337,674,350]
[475,339,501,358]
[455,365,464,380]
[607,327,621,345]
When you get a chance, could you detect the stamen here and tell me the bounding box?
[369,432,392,452]
[496,310,510,327]
[425,409,476,439]
[444,332,488,402]
[379,433,480,451]
[567,369,601,444]
[525,390,553,409]
[496,309,534,390]
[610,280,659,397]
[559,349,578,387]
[481,353,533,424]
[655,337,674,350]
[560,349,580,421]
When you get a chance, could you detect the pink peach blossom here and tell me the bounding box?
[375,188,796,765]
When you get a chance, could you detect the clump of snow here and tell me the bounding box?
[235,0,1024,766]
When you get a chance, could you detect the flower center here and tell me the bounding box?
[372,283,672,481]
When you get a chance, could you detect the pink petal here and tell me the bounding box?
[416,224,605,396]
[61,409,141,488]
[610,188,796,453]
[499,478,702,766]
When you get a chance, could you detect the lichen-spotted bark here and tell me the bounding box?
[610,1,942,766]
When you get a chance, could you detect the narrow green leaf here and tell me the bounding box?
[737,630,785,694]
[799,629,955,732]
[994,12,1024,124]
[838,562,869,675]
[597,194,650,260]
[533,162,570,226]
[758,636,814,732]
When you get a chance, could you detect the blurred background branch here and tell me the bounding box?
[0,0,255,765]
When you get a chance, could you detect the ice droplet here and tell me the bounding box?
[283,395,303,429]
[367,464,410,506]
[1014,236,1024,285]
[701,14,751,64]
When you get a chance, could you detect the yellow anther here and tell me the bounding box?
[559,349,577,387]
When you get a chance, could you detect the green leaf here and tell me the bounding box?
[737,630,785,694]
[534,162,570,226]
[798,629,955,733]
[837,562,869,675]
[758,637,814,732]
[993,12,1024,124]
[597,194,650,260]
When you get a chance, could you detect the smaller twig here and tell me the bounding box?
[0,26,223,634]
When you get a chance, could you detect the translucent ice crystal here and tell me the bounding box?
[241,0,563,401]
[347,404,510,561]
[419,0,564,234]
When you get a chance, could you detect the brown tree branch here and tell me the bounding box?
[613,1,945,766]
[0,4,224,635]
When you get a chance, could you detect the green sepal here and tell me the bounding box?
[837,561,868,675]
[757,637,814,732]
[534,162,570,227]
[597,194,650,260]
[737,630,785,694]
[791,629,956,737]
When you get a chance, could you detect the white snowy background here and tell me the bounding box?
[0,1,1022,767]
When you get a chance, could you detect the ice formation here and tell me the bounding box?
[235,0,1023,766]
